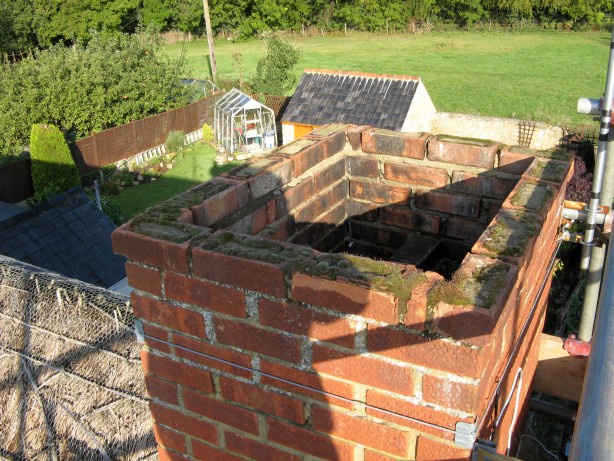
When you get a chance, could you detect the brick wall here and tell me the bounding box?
[113,124,572,460]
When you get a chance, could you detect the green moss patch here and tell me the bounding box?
[510,182,554,210]
[527,159,568,183]
[131,218,203,243]
[481,211,541,259]
[201,232,426,305]
[311,124,351,137]
[436,134,496,147]
[427,262,510,310]
[374,129,423,138]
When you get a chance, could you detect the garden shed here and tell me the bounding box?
[214,89,278,154]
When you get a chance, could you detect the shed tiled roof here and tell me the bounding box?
[281,69,420,130]
[0,187,126,288]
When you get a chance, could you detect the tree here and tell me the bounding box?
[252,36,301,95]
[0,27,195,163]
[29,124,81,202]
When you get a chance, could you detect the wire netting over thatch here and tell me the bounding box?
[0,256,156,461]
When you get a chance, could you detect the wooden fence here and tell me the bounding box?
[70,93,223,173]
[0,92,289,203]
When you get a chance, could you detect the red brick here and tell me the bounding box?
[113,224,192,274]
[183,388,259,434]
[164,272,246,318]
[446,217,486,242]
[126,262,162,296]
[149,401,217,444]
[250,204,270,234]
[260,359,355,409]
[312,345,414,396]
[215,317,301,363]
[219,376,305,423]
[193,247,286,298]
[157,446,189,461]
[191,181,250,226]
[247,158,293,198]
[141,350,214,394]
[451,171,516,200]
[143,322,172,353]
[422,374,479,413]
[380,207,441,234]
[365,450,403,461]
[348,156,379,178]
[427,136,498,169]
[362,129,428,159]
[191,440,244,461]
[308,124,348,155]
[405,272,444,331]
[314,158,346,192]
[498,147,535,175]
[132,294,205,338]
[367,325,483,378]
[145,373,179,405]
[350,179,411,205]
[291,273,399,323]
[384,162,448,188]
[172,333,253,379]
[294,180,348,225]
[225,431,303,461]
[366,390,471,435]
[267,418,355,460]
[259,298,356,348]
[347,125,371,150]
[346,199,380,221]
[415,436,472,461]
[276,177,314,216]
[153,423,186,454]
[312,406,411,457]
[263,215,294,241]
[283,139,329,177]
[415,190,480,218]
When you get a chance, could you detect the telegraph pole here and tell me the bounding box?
[202,0,217,82]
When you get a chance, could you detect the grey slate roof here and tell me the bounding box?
[0,187,126,288]
[281,70,420,130]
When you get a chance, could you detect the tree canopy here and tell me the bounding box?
[1,0,612,52]
[0,27,195,162]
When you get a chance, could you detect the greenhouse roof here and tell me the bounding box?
[215,89,265,114]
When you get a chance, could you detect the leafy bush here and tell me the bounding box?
[29,124,80,203]
[202,124,214,143]
[0,26,193,162]
[252,36,301,96]
[166,130,185,153]
[100,195,125,225]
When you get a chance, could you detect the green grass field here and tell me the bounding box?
[164,31,610,125]
[114,143,240,220]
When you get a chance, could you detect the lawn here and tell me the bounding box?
[113,142,241,220]
[164,30,610,125]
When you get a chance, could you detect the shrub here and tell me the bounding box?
[202,124,214,143]
[252,36,301,95]
[29,124,81,203]
[166,130,185,153]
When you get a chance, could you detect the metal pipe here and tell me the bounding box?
[569,237,614,460]
[562,207,607,225]
[580,25,614,271]
[529,398,576,423]
[579,127,614,340]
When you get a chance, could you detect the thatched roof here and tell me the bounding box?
[0,256,156,461]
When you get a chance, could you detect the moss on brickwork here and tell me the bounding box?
[508,146,570,161]
[139,181,231,222]
[481,211,541,259]
[427,262,510,310]
[527,159,568,183]
[510,182,554,210]
[202,232,426,304]
[436,134,496,147]
[130,218,203,243]
[374,129,423,138]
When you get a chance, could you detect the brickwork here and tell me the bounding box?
[113,124,572,460]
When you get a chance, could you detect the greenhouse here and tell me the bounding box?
[214,89,278,154]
